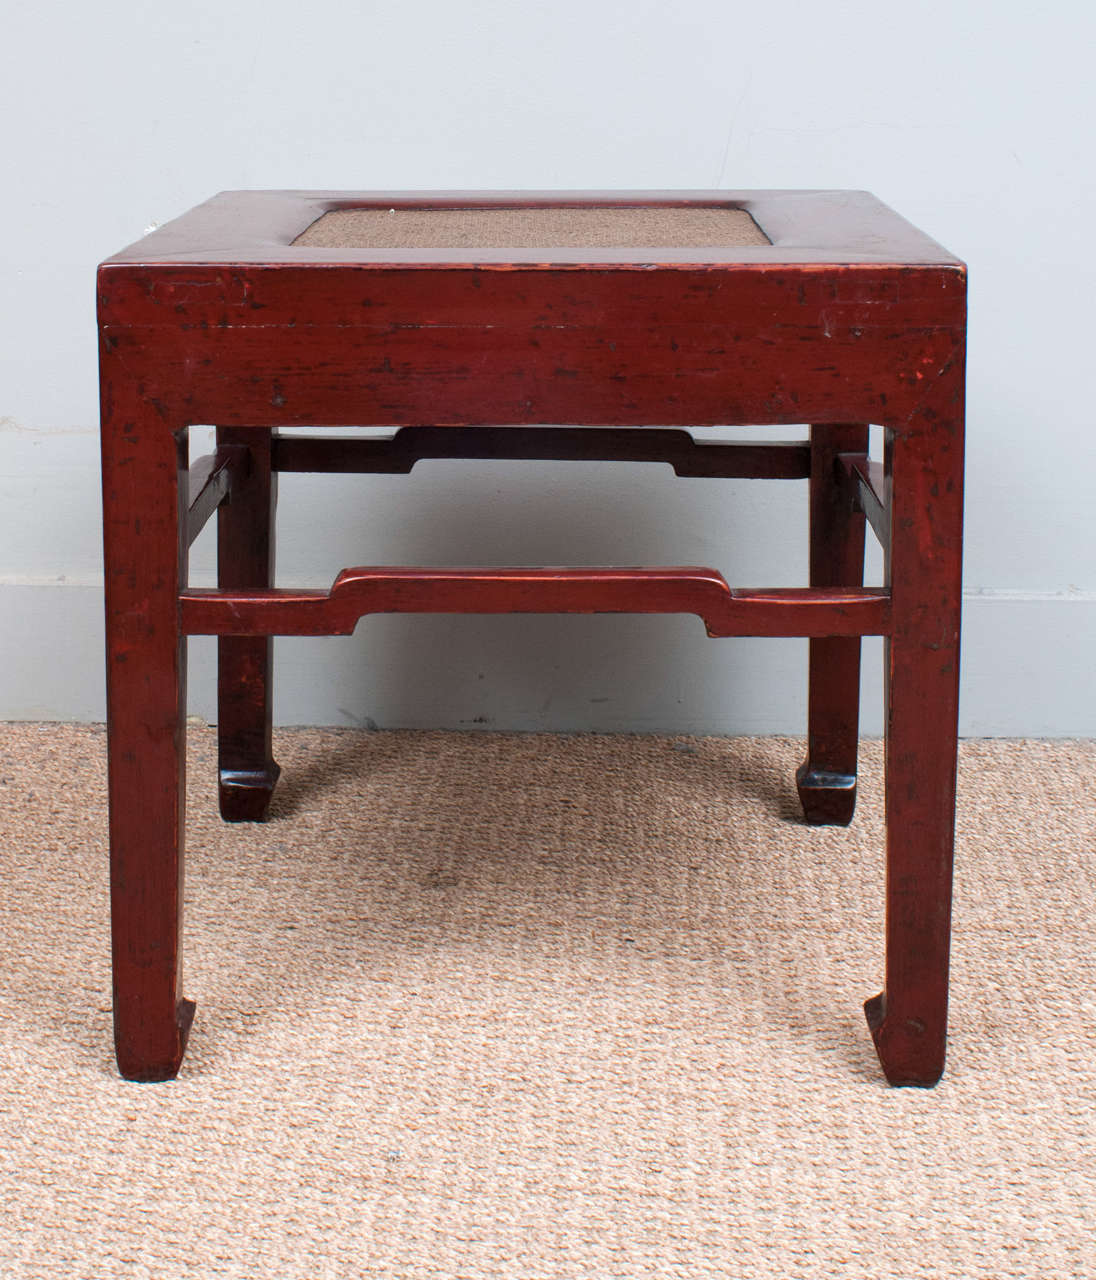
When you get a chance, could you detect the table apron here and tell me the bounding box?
[100,324,960,430]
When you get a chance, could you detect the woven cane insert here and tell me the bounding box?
[294,206,769,249]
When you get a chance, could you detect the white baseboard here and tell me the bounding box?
[1,585,1091,736]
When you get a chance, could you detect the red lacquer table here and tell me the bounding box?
[98,190,965,1084]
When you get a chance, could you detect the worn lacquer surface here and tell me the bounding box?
[99,191,965,1084]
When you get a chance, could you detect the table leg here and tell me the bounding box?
[797,424,869,825]
[101,370,193,1081]
[867,400,964,1086]
[216,428,280,821]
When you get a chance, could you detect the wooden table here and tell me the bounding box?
[98,190,966,1084]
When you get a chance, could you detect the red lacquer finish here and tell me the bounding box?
[179,568,891,639]
[216,427,280,822]
[868,370,965,1087]
[100,351,193,1081]
[270,429,812,480]
[98,190,965,1085]
[797,424,870,825]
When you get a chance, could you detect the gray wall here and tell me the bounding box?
[2,1,1093,735]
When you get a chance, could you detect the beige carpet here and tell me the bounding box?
[1,726,1094,1279]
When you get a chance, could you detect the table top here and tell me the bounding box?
[101,191,963,269]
